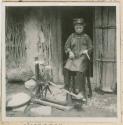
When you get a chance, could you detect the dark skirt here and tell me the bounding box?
[64,69,86,97]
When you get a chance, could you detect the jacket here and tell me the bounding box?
[64,32,93,73]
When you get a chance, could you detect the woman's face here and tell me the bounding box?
[74,24,84,34]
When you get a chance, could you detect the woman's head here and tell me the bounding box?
[74,24,84,34]
[73,18,86,34]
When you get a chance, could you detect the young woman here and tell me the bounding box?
[64,18,93,101]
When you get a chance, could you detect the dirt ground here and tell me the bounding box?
[6,82,117,117]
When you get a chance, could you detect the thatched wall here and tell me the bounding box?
[6,7,63,82]
[6,8,26,68]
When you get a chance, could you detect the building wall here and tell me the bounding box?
[6,7,64,83]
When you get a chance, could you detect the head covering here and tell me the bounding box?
[73,18,86,26]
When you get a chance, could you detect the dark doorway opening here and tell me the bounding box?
[61,6,94,76]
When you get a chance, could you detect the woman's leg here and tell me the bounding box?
[87,76,92,98]
[64,69,71,90]
[75,72,86,98]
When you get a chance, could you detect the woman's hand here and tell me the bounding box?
[82,50,88,54]
[69,51,75,59]
[79,50,88,56]
[82,50,90,60]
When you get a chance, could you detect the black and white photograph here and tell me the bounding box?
[1,2,121,121]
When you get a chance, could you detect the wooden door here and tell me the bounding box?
[94,7,116,92]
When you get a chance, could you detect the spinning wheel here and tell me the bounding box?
[34,57,52,99]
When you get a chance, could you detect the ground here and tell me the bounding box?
[6,82,117,117]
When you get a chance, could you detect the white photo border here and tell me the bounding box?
[1,1,121,123]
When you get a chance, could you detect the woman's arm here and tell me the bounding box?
[64,34,75,59]
[64,34,73,54]
[79,34,93,60]
[86,35,93,55]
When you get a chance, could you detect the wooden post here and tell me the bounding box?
[35,57,40,80]
[32,99,73,111]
